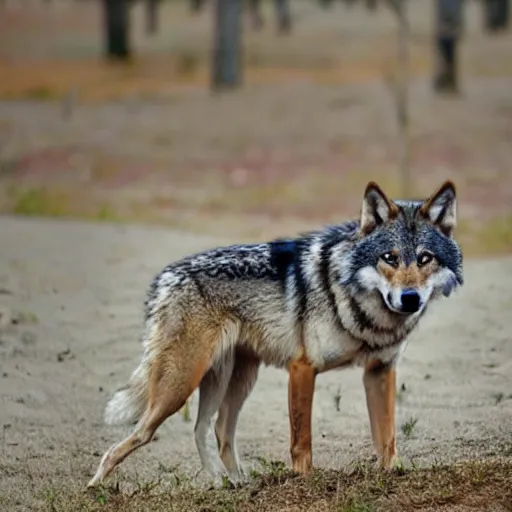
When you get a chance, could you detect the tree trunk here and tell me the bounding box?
[274,0,292,34]
[248,0,264,30]
[395,0,410,197]
[484,0,509,32]
[146,0,159,35]
[366,0,377,10]
[103,0,131,60]
[190,0,205,13]
[433,0,463,94]
[211,0,243,91]
[318,0,335,9]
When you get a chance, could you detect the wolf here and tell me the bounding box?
[87,180,463,487]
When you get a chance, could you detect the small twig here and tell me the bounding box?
[2,423,11,453]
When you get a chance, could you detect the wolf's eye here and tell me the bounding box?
[417,251,434,267]
[381,252,398,267]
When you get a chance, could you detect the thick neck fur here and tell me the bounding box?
[284,204,462,349]
[288,221,420,349]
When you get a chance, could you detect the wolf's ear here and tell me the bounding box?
[420,181,457,236]
[360,182,399,235]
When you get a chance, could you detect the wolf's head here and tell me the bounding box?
[341,180,463,319]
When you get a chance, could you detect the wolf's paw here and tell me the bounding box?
[375,454,402,472]
[228,467,250,486]
[86,475,102,489]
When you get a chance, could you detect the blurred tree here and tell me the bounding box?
[103,0,131,60]
[275,0,292,33]
[212,0,243,90]
[248,0,264,30]
[484,0,509,31]
[247,0,292,33]
[146,0,160,35]
[366,0,377,10]
[194,0,291,33]
[433,0,463,94]
[393,0,410,196]
[190,0,205,13]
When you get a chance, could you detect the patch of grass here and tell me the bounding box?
[42,486,58,510]
[476,215,512,254]
[340,501,376,512]
[2,185,125,224]
[400,417,418,440]
[95,493,107,505]
[4,86,62,101]
[30,459,512,512]
[457,215,512,256]
[15,310,39,325]
[10,187,70,217]
[2,180,512,258]
[253,457,288,479]
[96,204,118,222]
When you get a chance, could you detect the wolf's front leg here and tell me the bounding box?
[363,359,397,469]
[288,357,316,475]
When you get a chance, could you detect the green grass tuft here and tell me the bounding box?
[400,417,419,439]
[11,187,69,217]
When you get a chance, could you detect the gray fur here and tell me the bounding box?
[141,197,463,372]
[90,182,464,488]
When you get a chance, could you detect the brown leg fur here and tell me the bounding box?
[363,360,397,469]
[288,357,316,475]
[87,352,209,487]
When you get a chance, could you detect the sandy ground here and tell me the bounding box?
[0,215,511,510]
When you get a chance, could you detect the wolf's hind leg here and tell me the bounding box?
[194,350,235,482]
[215,349,259,480]
[87,352,209,488]
[363,359,397,469]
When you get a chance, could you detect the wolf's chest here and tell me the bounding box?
[303,318,405,371]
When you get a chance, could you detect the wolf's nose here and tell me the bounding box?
[400,289,421,313]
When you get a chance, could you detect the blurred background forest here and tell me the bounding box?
[0,0,511,255]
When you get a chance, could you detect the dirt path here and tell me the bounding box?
[0,216,511,510]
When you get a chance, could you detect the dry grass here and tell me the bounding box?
[2,182,511,257]
[36,458,512,512]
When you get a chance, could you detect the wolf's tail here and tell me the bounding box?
[104,354,150,426]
